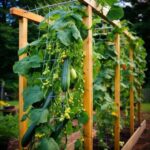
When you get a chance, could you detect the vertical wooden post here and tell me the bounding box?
[114,34,120,150]
[129,48,134,135]
[19,17,28,150]
[83,5,93,150]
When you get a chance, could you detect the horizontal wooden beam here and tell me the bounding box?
[121,120,146,150]
[10,7,44,23]
[79,0,135,40]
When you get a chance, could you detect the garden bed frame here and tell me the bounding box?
[10,0,145,150]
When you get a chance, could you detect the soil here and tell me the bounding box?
[3,113,150,150]
[132,112,150,150]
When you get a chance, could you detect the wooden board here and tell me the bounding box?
[114,34,121,150]
[121,120,146,150]
[10,7,44,23]
[19,18,28,150]
[83,5,93,150]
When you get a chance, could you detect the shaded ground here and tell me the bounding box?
[132,112,150,150]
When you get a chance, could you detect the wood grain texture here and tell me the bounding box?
[79,0,134,40]
[121,120,146,150]
[19,18,28,150]
[83,5,93,150]
[114,34,121,150]
[10,7,44,23]
[129,48,134,135]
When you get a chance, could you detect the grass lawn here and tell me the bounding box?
[141,103,150,112]
[9,100,18,107]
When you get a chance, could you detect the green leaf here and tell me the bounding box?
[66,121,73,135]
[57,29,72,46]
[78,111,89,124]
[37,138,59,150]
[56,21,82,46]
[30,108,49,125]
[106,0,118,6]
[94,84,107,92]
[23,86,44,110]
[107,6,124,20]
[45,10,66,20]
[18,45,29,56]
[21,114,28,122]
[96,0,117,6]
[13,55,42,76]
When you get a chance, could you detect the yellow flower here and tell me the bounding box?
[59,115,64,121]
[35,133,45,138]
[111,111,118,117]
[53,73,58,80]
[68,98,73,104]
[0,100,10,107]
[119,141,124,147]
[64,113,70,119]
[65,107,70,113]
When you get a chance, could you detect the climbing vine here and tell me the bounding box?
[13,5,88,149]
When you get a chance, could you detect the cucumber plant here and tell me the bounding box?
[13,5,89,149]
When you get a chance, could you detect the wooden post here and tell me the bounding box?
[114,34,120,150]
[83,5,93,150]
[129,48,134,135]
[19,17,28,150]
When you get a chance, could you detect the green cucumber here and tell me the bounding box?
[21,123,36,147]
[70,67,77,80]
[42,91,55,109]
[61,59,70,92]
[51,119,69,139]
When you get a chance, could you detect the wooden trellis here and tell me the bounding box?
[10,0,145,150]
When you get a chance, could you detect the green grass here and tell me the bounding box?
[8,100,18,107]
[141,103,150,112]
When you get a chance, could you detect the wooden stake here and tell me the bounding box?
[114,34,120,150]
[83,5,93,150]
[129,48,134,135]
[19,18,28,150]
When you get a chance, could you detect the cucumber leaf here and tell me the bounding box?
[30,108,49,125]
[37,138,59,150]
[13,55,42,76]
[107,6,124,21]
[23,86,44,110]
[78,111,89,124]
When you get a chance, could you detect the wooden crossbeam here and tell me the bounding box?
[10,1,135,40]
[10,7,44,23]
[79,0,135,40]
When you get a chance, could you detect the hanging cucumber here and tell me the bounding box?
[22,91,55,147]
[61,58,70,92]
[51,119,69,139]
[21,123,36,147]
[42,91,55,109]
[70,67,77,80]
